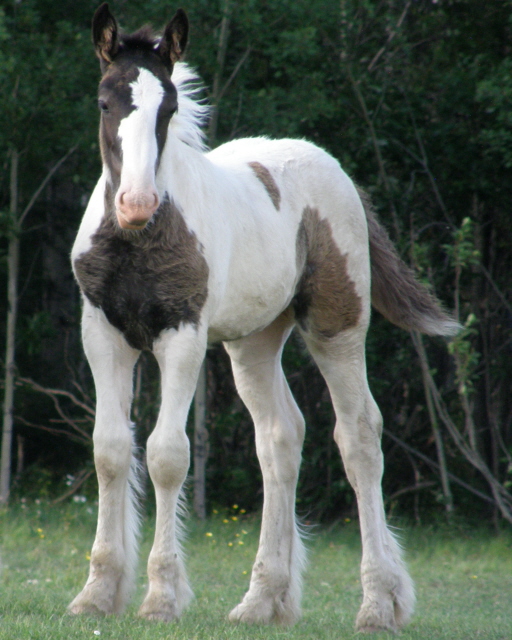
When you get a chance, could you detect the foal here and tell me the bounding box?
[70,4,459,632]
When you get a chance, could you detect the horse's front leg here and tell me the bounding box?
[138,325,205,621]
[69,303,141,616]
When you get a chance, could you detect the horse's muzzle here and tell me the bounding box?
[116,189,160,229]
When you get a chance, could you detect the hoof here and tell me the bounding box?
[138,608,179,623]
[138,589,189,623]
[229,593,299,626]
[68,591,114,617]
[68,603,107,617]
[355,601,398,634]
[229,601,272,625]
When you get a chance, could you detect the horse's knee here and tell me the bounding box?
[146,429,189,488]
[93,428,133,484]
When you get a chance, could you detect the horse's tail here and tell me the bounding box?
[358,188,461,337]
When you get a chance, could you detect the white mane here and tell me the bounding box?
[170,62,210,152]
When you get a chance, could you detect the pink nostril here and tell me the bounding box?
[116,188,159,222]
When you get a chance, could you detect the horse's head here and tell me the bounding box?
[92,3,188,230]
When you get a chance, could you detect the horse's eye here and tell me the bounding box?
[98,100,110,114]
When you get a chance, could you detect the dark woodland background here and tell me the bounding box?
[0,0,511,523]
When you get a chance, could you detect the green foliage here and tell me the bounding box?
[445,217,481,396]
[21,311,56,356]
[0,4,97,164]
[203,408,262,512]
[1,0,511,523]
[443,217,481,272]
[448,313,480,397]
[477,58,512,167]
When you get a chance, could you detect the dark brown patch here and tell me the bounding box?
[248,162,281,210]
[292,206,362,339]
[74,196,209,351]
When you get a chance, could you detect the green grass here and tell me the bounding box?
[1,501,511,639]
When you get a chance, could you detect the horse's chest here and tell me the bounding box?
[74,204,209,351]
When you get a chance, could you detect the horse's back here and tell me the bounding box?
[209,136,368,254]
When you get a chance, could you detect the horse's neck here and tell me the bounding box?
[158,133,221,219]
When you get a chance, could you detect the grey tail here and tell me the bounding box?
[358,188,461,337]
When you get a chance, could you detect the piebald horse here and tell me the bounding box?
[70,4,459,632]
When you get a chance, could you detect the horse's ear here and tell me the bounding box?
[157,9,189,69]
[92,3,119,67]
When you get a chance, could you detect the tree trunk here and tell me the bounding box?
[412,331,454,516]
[0,145,75,504]
[192,0,233,518]
[208,0,232,146]
[193,361,208,519]
[0,148,20,504]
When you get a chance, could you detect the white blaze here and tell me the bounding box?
[116,68,164,224]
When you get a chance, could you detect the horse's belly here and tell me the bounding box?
[207,267,297,343]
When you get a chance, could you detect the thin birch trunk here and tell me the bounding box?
[0,148,19,504]
[192,0,233,519]
[412,331,453,516]
[0,146,75,504]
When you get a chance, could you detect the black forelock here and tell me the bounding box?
[119,26,160,54]
[109,26,175,81]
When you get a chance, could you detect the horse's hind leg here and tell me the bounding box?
[224,311,306,625]
[303,329,415,632]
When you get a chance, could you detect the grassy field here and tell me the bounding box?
[1,500,511,640]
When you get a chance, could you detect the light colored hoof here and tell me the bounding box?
[229,601,273,625]
[138,608,179,622]
[229,594,299,626]
[138,597,180,622]
[355,600,398,633]
[68,590,114,617]
[68,602,107,617]
[357,560,415,632]
[138,583,193,623]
